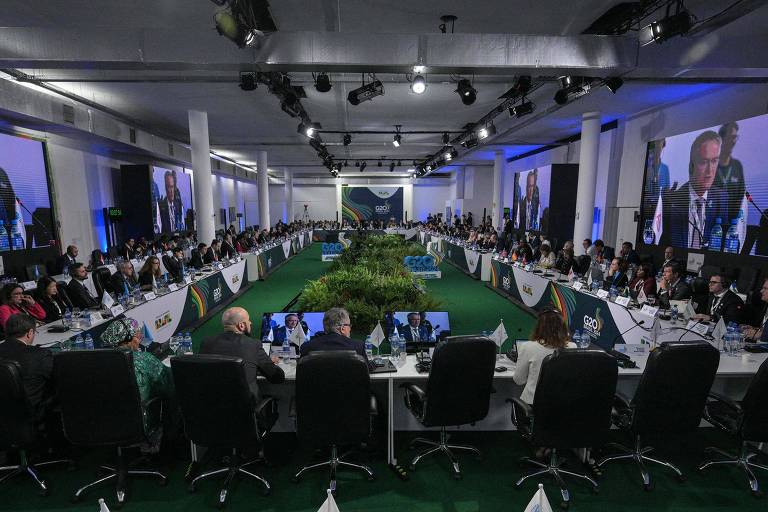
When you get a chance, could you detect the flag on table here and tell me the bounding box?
[652,192,664,244]
[737,194,749,251]
[316,489,340,512]
[650,317,662,348]
[489,320,508,348]
[266,327,274,343]
[369,322,386,348]
[289,322,307,346]
[712,317,726,344]
[101,291,114,309]
[637,287,647,304]
[13,199,27,249]
[684,301,697,320]
[99,498,111,512]
[567,267,575,282]
[523,484,553,512]
[587,269,593,287]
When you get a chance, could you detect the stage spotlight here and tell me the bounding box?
[640,11,692,46]
[342,133,352,146]
[392,133,402,147]
[554,76,590,105]
[348,80,384,105]
[477,124,496,140]
[355,161,360,167]
[215,10,262,48]
[377,160,383,167]
[509,100,535,118]
[344,160,349,167]
[413,65,426,73]
[389,162,396,172]
[455,79,476,105]
[297,122,321,139]
[411,74,427,94]
[442,132,450,145]
[360,161,367,172]
[461,134,479,149]
[239,72,257,91]
[314,73,332,93]
[397,160,402,167]
[604,77,624,94]
[443,147,458,161]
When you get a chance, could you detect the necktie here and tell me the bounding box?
[412,328,419,341]
[692,199,703,248]
[123,279,129,296]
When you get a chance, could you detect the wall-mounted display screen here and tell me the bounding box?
[512,165,551,232]
[639,113,768,256]
[152,166,192,234]
[0,131,54,250]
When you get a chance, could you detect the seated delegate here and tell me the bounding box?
[299,307,369,366]
[0,282,46,329]
[35,276,72,323]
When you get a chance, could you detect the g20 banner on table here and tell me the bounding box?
[403,252,442,279]
[322,242,345,261]
[342,186,403,222]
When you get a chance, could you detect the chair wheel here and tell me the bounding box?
[262,487,271,497]
[676,474,687,483]
[38,486,50,497]
[591,486,599,495]
[291,476,300,484]
[644,483,653,492]
[367,474,375,482]
[514,482,522,489]
[67,461,78,472]
[409,464,416,472]
[70,494,83,504]
[452,472,462,480]
[159,476,168,487]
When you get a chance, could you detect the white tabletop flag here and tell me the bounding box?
[712,317,726,344]
[101,291,114,309]
[266,326,274,343]
[684,300,697,320]
[369,322,386,348]
[523,484,553,512]
[316,489,340,512]
[637,287,647,304]
[567,267,575,282]
[289,322,307,346]
[587,269,594,287]
[489,320,508,348]
[99,498,111,512]
[650,317,662,348]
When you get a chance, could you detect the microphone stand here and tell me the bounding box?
[610,320,646,347]
[746,193,768,222]
[687,219,708,249]
[15,196,56,246]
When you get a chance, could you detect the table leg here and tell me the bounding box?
[388,378,396,465]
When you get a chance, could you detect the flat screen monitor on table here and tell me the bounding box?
[260,312,324,342]
[384,311,451,348]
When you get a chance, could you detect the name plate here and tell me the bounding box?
[168,283,179,292]
[573,282,584,291]
[184,276,193,284]
[89,312,104,323]
[143,292,157,301]
[104,264,117,274]
[615,296,631,307]
[615,344,649,356]
[20,280,36,291]
[596,289,610,299]
[230,258,238,264]
[686,320,709,336]
[110,304,125,317]
[640,304,659,317]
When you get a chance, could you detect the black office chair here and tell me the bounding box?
[54,350,167,506]
[293,351,374,493]
[509,349,617,509]
[690,277,709,312]
[736,267,760,296]
[698,358,768,496]
[700,265,722,281]
[171,355,274,507]
[0,358,72,496]
[92,266,114,298]
[402,336,496,479]
[597,341,720,490]
[573,255,591,276]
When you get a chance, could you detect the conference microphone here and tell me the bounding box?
[610,320,645,347]
[687,219,708,249]
[15,195,56,246]
[745,191,768,222]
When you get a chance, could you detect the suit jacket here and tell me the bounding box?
[397,324,430,343]
[220,241,237,260]
[163,255,184,281]
[518,196,539,231]
[299,332,369,368]
[271,322,310,345]
[189,251,205,269]
[38,294,70,323]
[622,250,641,266]
[158,195,184,234]
[658,279,692,309]
[110,271,138,296]
[604,271,628,290]
[660,183,730,249]
[66,278,98,309]
[55,253,78,275]
[697,289,744,324]
[199,332,285,401]
[138,271,156,290]
[0,338,55,423]
[204,247,220,264]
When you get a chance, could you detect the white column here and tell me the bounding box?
[335,183,342,223]
[257,151,270,229]
[284,168,294,223]
[188,110,215,244]
[574,112,601,251]
[454,168,465,199]
[492,151,504,229]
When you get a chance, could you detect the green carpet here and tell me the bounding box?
[5,244,764,511]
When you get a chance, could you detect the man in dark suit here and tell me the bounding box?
[620,241,641,266]
[299,307,369,366]
[65,263,98,309]
[163,247,186,281]
[204,239,221,264]
[0,314,55,425]
[55,245,79,275]
[158,170,185,234]
[660,246,679,272]
[271,313,308,346]
[220,234,237,260]
[199,307,285,402]
[660,130,731,250]
[189,243,207,269]
[716,122,746,223]
[397,312,430,343]
[742,278,768,342]
[693,272,744,324]
[110,260,138,297]
[517,171,540,231]
[658,263,692,309]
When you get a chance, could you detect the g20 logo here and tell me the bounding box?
[583,312,604,334]
[502,274,511,291]
[322,242,344,255]
[404,255,437,272]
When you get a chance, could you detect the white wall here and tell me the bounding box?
[292,185,337,222]
[413,181,453,221]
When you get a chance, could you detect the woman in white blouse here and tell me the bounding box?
[513,309,576,405]
[537,243,556,269]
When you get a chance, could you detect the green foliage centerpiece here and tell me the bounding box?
[298,235,441,334]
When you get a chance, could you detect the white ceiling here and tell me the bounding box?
[2,0,768,176]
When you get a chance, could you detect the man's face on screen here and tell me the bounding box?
[526,174,536,200]
[691,140,719,196]
[721,126,738,157]
[285,315,298,329]
[165,174,176,199]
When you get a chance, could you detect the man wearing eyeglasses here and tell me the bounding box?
[692,272,744,324]
[299,307,369,366]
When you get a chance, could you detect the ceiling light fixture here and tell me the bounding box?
[640,11,692,46]
[297,122,321,139]
[604,77,624,94]
[462,134,479,149]
[477,123,497,140]
[455,79,477,106]
[392,134,402,147]
[443,147,458,161]
[509,99,535,118]
[554,76,590,105]
[314,72,332,93]
[442,132,450,145]
[348,79,384,105]
[411,74,427,94]
[342,133,352,146]
[239,72,257,91]
[389,162,396,172]
[359,161,367,172]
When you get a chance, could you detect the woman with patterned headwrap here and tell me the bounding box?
[100,318,174,434]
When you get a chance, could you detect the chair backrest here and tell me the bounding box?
[295,351,370,447]
[53,350,145,446]
[171,354,258,448]
[699,265,722,281]
[0,358,35,449]
[631,341,719,435]
[739,357,768,442]
[690,276,709,295]
[574,255,591,275]
[531,349,618,449]
[422,336,497,427]
[93,267,114,297]
[736,266,760,295]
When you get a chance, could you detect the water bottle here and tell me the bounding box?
[73,334,85,350]
[84,334,94,350]
[671,305,679,324]
[609,285,618,302]
[183,332,193,354]
[63,308,72,328]
[0,220,8,251]
[389,332,400,361]
[724,219,740,254]
[133,286,142,303]
[709,218,723,251]
[170,334,181,355]
[398,334,407,366]
[573,329,583,348]
[365,335,373,359]
[10,218,23,250]
[281,337,291,363]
